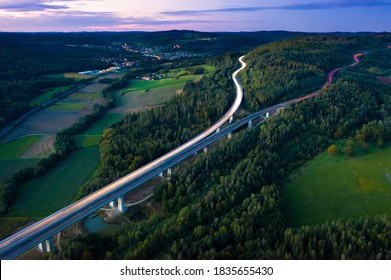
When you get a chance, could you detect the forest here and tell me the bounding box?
[49,34,391,259]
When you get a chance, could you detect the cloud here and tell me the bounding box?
[0,0,74,12]
[0,9,213,31]
[163,1,391,16]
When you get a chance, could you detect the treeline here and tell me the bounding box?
[0,33,139,129]
[0,102,108,214]
[50,35,391,260]
[76,62,238,199]
[0,77,85,128]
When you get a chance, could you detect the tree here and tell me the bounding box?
[327,144,338,156]
[377,138,384,149]
[344,139,355,158]
[359,141,369,153]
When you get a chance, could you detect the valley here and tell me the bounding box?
[0,31,391,260]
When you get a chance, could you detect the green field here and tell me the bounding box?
[117,84,183,109]
[70,92,101,99]
[0,136,43,160]
[82,113,123,135]
[198,64,216,75]
[282,142,391,227]
[125,76,197,93]
[48,91,102,111]
[0,159,39,182]
[48,101,88,111]
[44,72,92,80]
[122,64,214,96]
[29,86,74,106]
[10,147,100,218]
[74,135,101,148]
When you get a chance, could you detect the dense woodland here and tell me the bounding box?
[49,34,391,259]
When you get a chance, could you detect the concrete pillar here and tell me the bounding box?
[159,172,163,178]
[166,168,172,181]
[45,239,53,253]
[203,147,208,153]
[265,112,270,118]
[216,127,220,133]
[38,238,53,253]
[118,196,125,212]
[229,115,234,124]
[248,120,253,128]
[228,132,232,139]
[109,201,115,207]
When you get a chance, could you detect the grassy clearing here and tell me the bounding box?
[116,65,214,112]
[117,84,183,109]
[0,136,43,160]
[48,92,102,111]
[29,86,74,106]
[198,64,216,75]
[74,135,101,148]
[124,76,197,93]
[70,92,101,99]
[45,72,92,80]
[10,147,100,218]
[81,113,123,135]
[48,102,88,111]
[0,159,39,182]
[282,142,391,227]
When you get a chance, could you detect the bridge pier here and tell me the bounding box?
[228,132,232,139]
[38,238,53,253]
[204,147,208,153]
[265,112,270,118]
[109,201,115,207]
[229,115,234,124]
[117,196,125,212]
[216,127,220,133]
[248,120,253,128]
[158,168,172,179]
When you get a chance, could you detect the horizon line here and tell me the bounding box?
[0,29,387,34]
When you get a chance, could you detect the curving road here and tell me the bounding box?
[0,52,366,259]
[0,56,247,260]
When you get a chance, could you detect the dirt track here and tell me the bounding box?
[21,136,55,158]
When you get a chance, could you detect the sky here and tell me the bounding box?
[0,0,390,32]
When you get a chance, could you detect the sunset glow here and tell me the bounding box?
[0,0,390,32]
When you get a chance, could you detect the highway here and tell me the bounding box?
[0,52,366,259]
[0,56,247,260]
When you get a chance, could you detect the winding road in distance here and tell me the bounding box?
[286,52,367,105]
[0,52,367,260]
